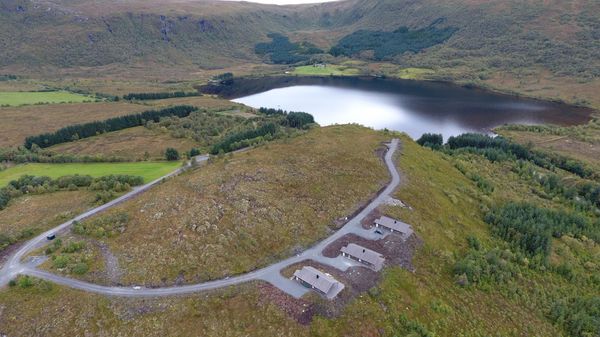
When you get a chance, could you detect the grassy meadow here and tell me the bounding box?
[496,118,600,171]
[49,127,201,161]
[0,102,148,147]
[0,91,95,107]
[292,65,360,76]
[0,162,180,187]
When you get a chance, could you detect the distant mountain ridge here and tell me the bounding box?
[1,0,599,86]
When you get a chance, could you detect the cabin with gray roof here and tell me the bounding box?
[374,215,413,239]
[292,266,344,299]
[340,243,385,271]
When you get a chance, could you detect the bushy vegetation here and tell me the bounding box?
[72,212,129,238]
[146,110,244,149]
[24,105,197,149]
[44,239,92,275]
[446,133,595,179]
[549,296,600,337]
[330,23,457,60]
[0,174,143,210]
[0,146,131,164]
[485,203,597,259]
[210,123,278,154]
[123,91,200,100]
[255,33,322,64]
[498,120,600,144]
[454,247,520,286]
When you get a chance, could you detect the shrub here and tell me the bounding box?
[71,263,89,275]
[17,275,34,288]
[52,255,70,269]
[62,241,85,254]
[189,148,201,157]
[72,213,129,238]
[165,148,180,161]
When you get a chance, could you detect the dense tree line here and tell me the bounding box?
[0,146,130,164]
[445,133,594,179]
[549,296,600,337]
[416,133,443,148]
[485,203,597,259]
[210,123,278,154]
[24,105,197,149]
[0,174,144,210]
[330,24,458,60]
[122,91,200,100]
[0,74,17,81]
[255,33,321,64]
[258,107,315,129]
[285,112,314,129]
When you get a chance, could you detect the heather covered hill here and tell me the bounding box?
[1,0,599,84]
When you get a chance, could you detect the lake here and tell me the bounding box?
[216,76,593,140]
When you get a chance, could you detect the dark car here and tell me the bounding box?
[46,234,56,240]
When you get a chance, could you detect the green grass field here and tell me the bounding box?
[0,91,95,107]
[292,65,360,76]
[396,67,435,80]
[0,162,181,186]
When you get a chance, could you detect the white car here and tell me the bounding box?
[132,286,142,290]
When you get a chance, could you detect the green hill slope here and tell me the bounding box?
[0,0,598,106]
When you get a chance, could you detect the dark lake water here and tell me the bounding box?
[221,76,593,140]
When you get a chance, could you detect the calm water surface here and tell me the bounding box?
[226,77,592,140]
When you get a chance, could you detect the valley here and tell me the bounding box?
[0,0,598,336]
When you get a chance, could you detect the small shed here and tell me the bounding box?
[293,266,344,299]
[340,243,385,271]
[374,216,413,239]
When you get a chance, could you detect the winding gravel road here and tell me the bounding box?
[0,139,403,299]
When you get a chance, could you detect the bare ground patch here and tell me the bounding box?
[322,233,421,272]
[280,260,381,321]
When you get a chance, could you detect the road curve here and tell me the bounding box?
[1,139,402,298]
[0,155,209,287]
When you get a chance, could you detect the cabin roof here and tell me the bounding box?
[374,216,413,236]
[340,243,385,269]
[293,266,340,295]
